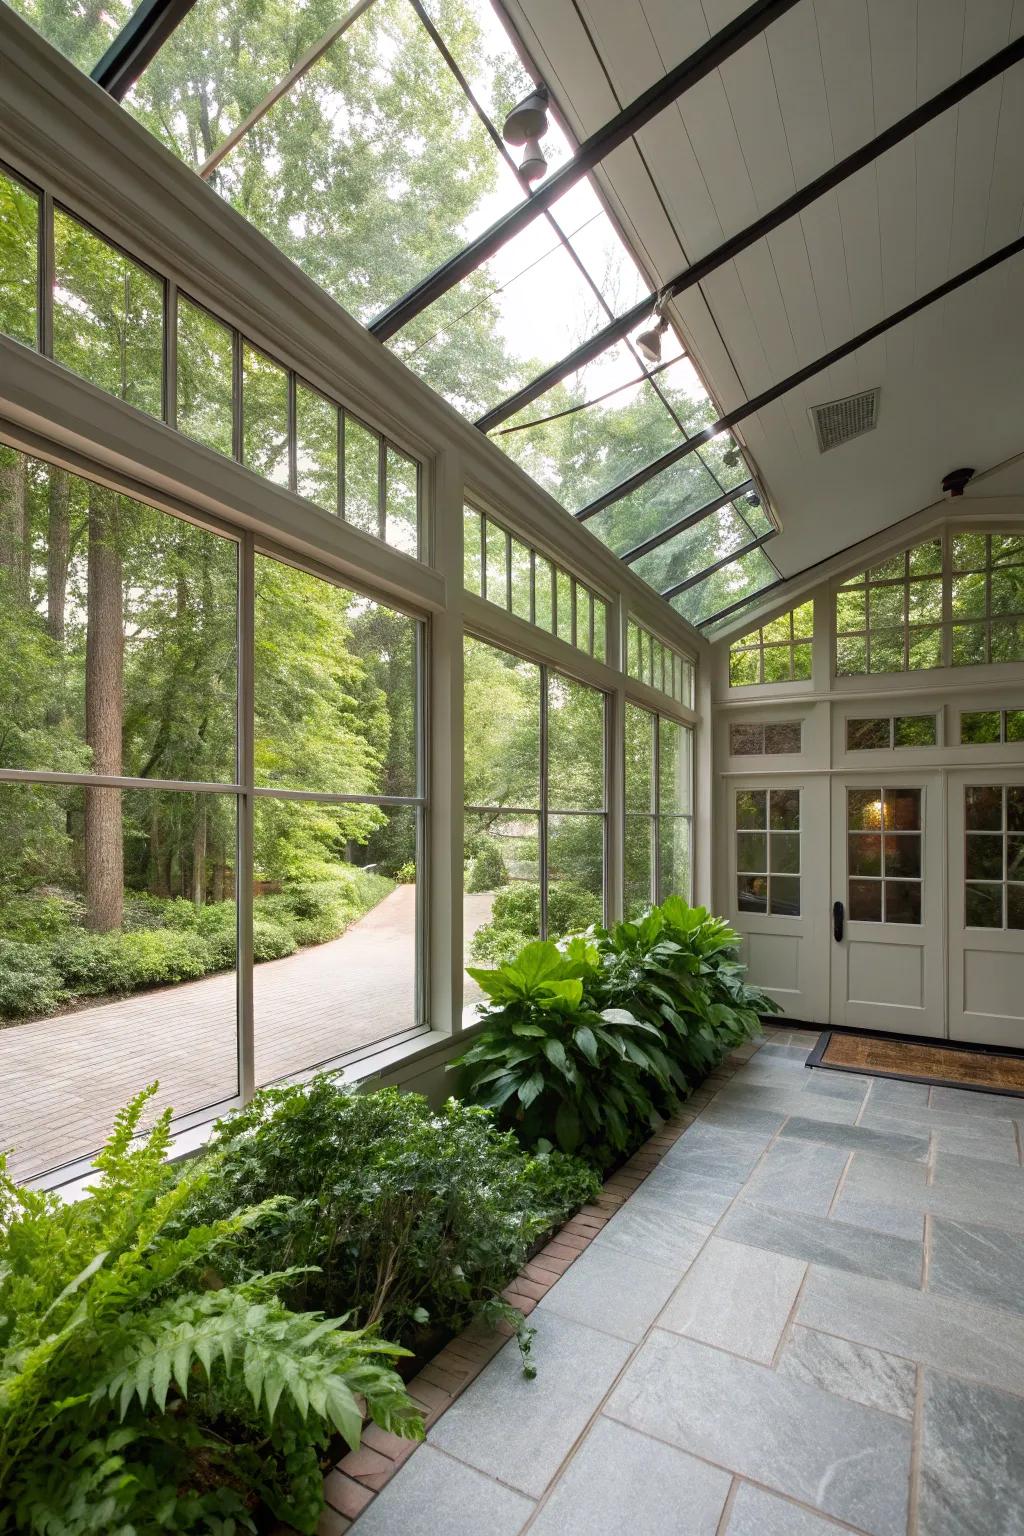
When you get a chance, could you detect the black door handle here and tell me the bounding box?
[833,901,844,942]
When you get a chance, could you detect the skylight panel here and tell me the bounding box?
[671,545,780,627]
[4,0,136,73]
[629,499,768,594]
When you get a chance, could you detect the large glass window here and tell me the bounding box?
[835,539,943,676]
[626,618,695,707]
[625,704,694,917]
[0,445,427,1183]
[951,534,1024,666]
[463,637,606,996]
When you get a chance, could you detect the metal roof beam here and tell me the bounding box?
[619,479,755,564]
[476,31,1024,435]
[367,0,802,341]
[91,0,199,99]
[661,529,777,602]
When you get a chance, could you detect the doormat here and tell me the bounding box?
[807,1031,1024,1098]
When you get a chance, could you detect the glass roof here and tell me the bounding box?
[8,0,781,624]
[671,545,780,627]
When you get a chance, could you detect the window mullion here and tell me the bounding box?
[236,530,256,1103]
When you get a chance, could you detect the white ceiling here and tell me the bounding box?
[503,0,1024,577]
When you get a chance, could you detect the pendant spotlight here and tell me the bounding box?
[503,85,550,185]
[635,291,670,364]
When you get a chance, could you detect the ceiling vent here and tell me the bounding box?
[809,388,880,453]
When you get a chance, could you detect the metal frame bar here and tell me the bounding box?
[368,0,801,341]
[620,479,755,563]
[91,0,200,100]
[478,31,1024,435]
[578,230,1024,520]
[662,529,778,602]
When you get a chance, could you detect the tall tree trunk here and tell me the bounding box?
[212,847,225,904]
[84,487,124,932]
[0,447,29,601]
[46,467,70,644]
[192,801,207,907]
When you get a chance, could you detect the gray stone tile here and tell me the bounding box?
[590,1188,711,1271]
[778,1324,917,1420]
[865,1075,931,1107]
[658,1237,805,1363]
[918,1369,1024,1536]
[718,1200,923,1287]
[659,1122,773,1179]
[527,1416,731,1536]
[801,1071,869,1102]
[860,1100,1018,1142]
[758,1042,813,1062]
[353,1444,533,1536]
[536,1241,681,1343]
[799,1267,1024,1397]
[641,1161,742,1225]
[714,1083,862,1126]
[695,1101,787,1137]
[830,1189,925,1241]
[845,1151,1024,1233]
[931,1125,1020,1164]
[742,1138,849,1216]
[727,1483,858,1535]
[605,1330,911,1536]
[428,1311,631,1497]
[780,1115,930,1162]
[930,1085,1024,1119]
[929,1217,1024,1316]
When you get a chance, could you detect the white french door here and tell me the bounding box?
[728,776,829,1022]
[829,773,945,1035]
[947,770,1024,1048]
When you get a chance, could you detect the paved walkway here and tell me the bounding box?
[352,1027,1024,1536]
[1,890,493,1183]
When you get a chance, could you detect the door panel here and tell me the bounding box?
[728,776,828,1023]
[947,771,1024,1047]
[829,774,945,1035]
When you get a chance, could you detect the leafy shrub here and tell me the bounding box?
[251,917,297,962]
[0,1087,422,1535]
[0,893,81,943]
[53,928,211,995]
[459,900,777,1164]
[395,860,417,884]
[470,881,601,963]
[181,1078,599,1346]
[466,840,507,893]
[0,939,64,1020]
[457,940,683,1165]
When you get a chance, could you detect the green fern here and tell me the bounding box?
[0,1086,423,1535]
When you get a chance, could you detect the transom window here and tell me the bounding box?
[835,539,943,676]
[464,505,608,664]
[964,786,1024,929]
[626,617,695,708]
[960,709,1024,745]
[0,165,421,557]
[846,788,922,924]
[729,602,813,687]
[951,534,1024,665]
[735,788,800,917]
[729,721,802,756]
[846,715,937,750]
[624,703,694,917]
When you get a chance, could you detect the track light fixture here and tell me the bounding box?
[635,291,672,364]
[503,86,550,183]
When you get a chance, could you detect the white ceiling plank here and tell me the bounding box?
[731,240,800,382]
[913,112,958,294]
[947,79,1006,275]
[797,193,855,351]
[636,0,712,72]
[765,219,828,365]
[633,110,725,260]
[699,262,772,397]
[715,34,796,214]
[916,0,966,99]
[765,4,834,185]
[866,0,917,124]
[835,163,884,338]
[961,0,1015,71]
[983,62,1024,251]
[674,73,761,238]
[815,0,875,156]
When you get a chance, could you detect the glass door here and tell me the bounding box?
[829,775,945,1034]
[947,771,1024,1047]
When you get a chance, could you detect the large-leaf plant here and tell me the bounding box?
[594,896,778,1080]
[0,1087,422,1536]
[456,939,687,1165]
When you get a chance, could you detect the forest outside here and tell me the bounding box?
[0,446,420,1037]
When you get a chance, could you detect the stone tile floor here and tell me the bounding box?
[348,1027,1024,1536]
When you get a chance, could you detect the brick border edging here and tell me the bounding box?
[314,1036,764,1534]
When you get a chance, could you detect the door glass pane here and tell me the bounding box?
[966,883,1003,928]
[769,788,799,830]
[884,835,921,879]
[770,832,800,874]
[884,788,920,830]
[770,875,800,917]
[966,836,1003,881]
[1009,885,1024,929]
[848,878,882,922]
[966,785,1003,830]
[848,789,885,830]
[736,789,766,829]
[885,880,921,924]
[848,834,882,877]
[736,832,767,872]
[738,874,767,913]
